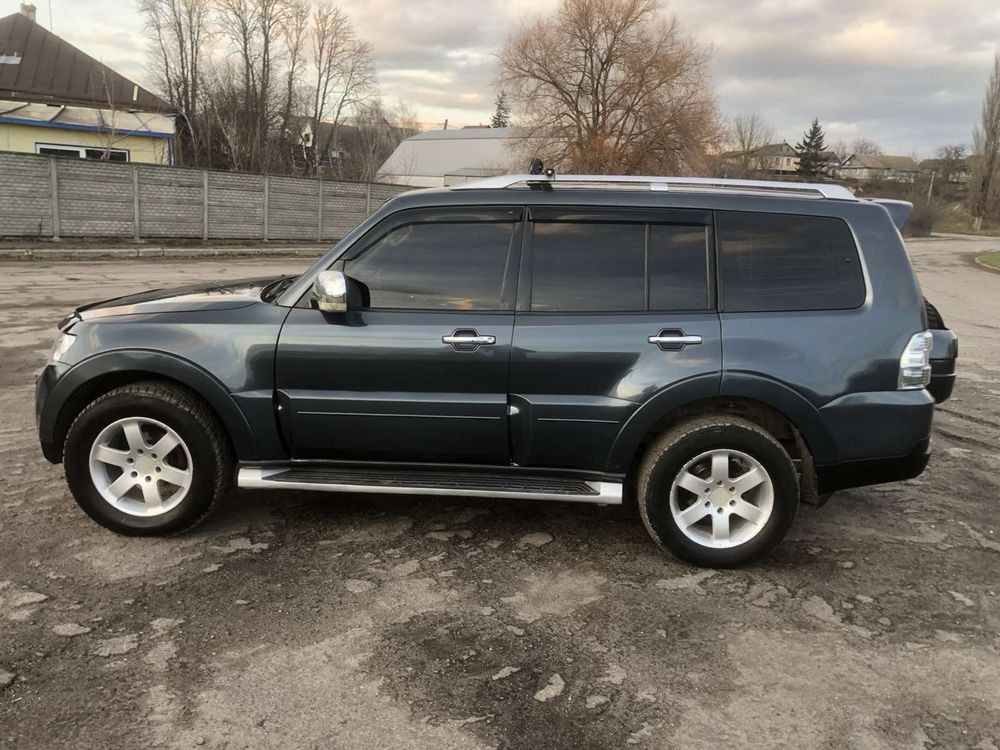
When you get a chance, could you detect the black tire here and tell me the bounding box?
[637,416,798,568]
[63,382,233,535]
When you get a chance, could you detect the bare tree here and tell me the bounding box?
[725,113,775,178]
[139,0,211,165]
[935,144,968,184]
[341,98,419,182]
[849,137,881,156]
[498,0,720,175]
[214,0,293,172]
[971,54,1000,231]
[307,3,376,175]
[279,0,310,146]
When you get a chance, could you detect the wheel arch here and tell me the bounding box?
[41,350,260,463]
[607,375,837,477]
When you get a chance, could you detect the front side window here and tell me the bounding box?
[529,220,710,312]
[346,221,515,310]
[718,212,865,312]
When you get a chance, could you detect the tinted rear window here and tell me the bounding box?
[530,223,646,311]
[718,212,865,312]
[529,221,710,312]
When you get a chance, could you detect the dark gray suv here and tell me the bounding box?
[35,175,958,567]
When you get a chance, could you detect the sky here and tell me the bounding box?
[21,0,1000,157]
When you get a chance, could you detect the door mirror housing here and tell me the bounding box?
[312,270,348,313]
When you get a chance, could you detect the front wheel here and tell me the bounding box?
[63,382,232,535]
[637,416,799,568]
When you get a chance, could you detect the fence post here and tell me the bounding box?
[202,170,209,241]
[263,174,270,241]
[132,165,141,242]
[317,177,323,242]
[49,156,61,241]
[365,182,372,216]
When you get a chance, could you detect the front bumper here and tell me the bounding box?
[36,363,67,463]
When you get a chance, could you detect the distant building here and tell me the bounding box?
[753,142,800,175]
[0,4,174,164]
[378,127,518,187]
[837,154,920,183]
[919,157,971,184]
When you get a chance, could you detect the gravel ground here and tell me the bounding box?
[0,239,998,749]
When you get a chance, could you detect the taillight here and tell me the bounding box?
[898,331,932,390]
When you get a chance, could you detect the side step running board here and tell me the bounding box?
[238,467,622,505]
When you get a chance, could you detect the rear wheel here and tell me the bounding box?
[637,416,799,568]
[63,382,232,535]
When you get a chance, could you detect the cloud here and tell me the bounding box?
[39,0,1000,154]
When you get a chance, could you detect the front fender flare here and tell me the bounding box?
[40,349,262,461]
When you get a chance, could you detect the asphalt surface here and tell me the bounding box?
[1,239,998,749]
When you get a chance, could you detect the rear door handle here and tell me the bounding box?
[443,334,496,345]
[443,329,496,351]
[648,330,702,350]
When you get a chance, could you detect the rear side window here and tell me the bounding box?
[718,212,865,312]
[530,223,645,311]
[529,221,710,312]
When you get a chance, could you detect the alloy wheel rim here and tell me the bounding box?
[88,417,193,517]
[669,448,774,549]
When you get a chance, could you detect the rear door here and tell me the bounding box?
[508,207,722,470]
[275,206,522,463]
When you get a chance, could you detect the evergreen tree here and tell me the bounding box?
[796,118,828,178]
[490,90,511,128]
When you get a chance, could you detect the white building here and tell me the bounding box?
[378,127,518,188]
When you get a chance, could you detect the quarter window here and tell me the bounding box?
[347,221,515,310]
[718,212,865,312]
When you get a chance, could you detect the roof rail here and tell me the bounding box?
[451,174,858,201]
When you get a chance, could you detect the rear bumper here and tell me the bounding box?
[928,328,958,403]
[816,438,931,494]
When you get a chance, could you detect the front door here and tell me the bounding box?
[508,207,723,470]
[276,206,523,463]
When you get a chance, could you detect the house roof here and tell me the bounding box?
[0,12,170,111]
[754,142,797,157]
[0,99,174,137]
[842,154,919,171]
[379,127,518,179]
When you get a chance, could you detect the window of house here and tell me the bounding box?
[35,144,130,162]
[718,211,865,312]
[346,220,516,310]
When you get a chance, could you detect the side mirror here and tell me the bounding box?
[312,270,348,313]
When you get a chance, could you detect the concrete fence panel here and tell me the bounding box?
[0,152,53,238]
[57,159,134,237]
[0,152,408,243]
[137,164,205,238]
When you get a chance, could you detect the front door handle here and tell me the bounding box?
[649,330,702,350]
[443,329,496,351]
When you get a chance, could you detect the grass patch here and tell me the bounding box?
[977,252,1000,272]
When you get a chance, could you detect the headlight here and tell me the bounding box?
[48,332,76,365]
